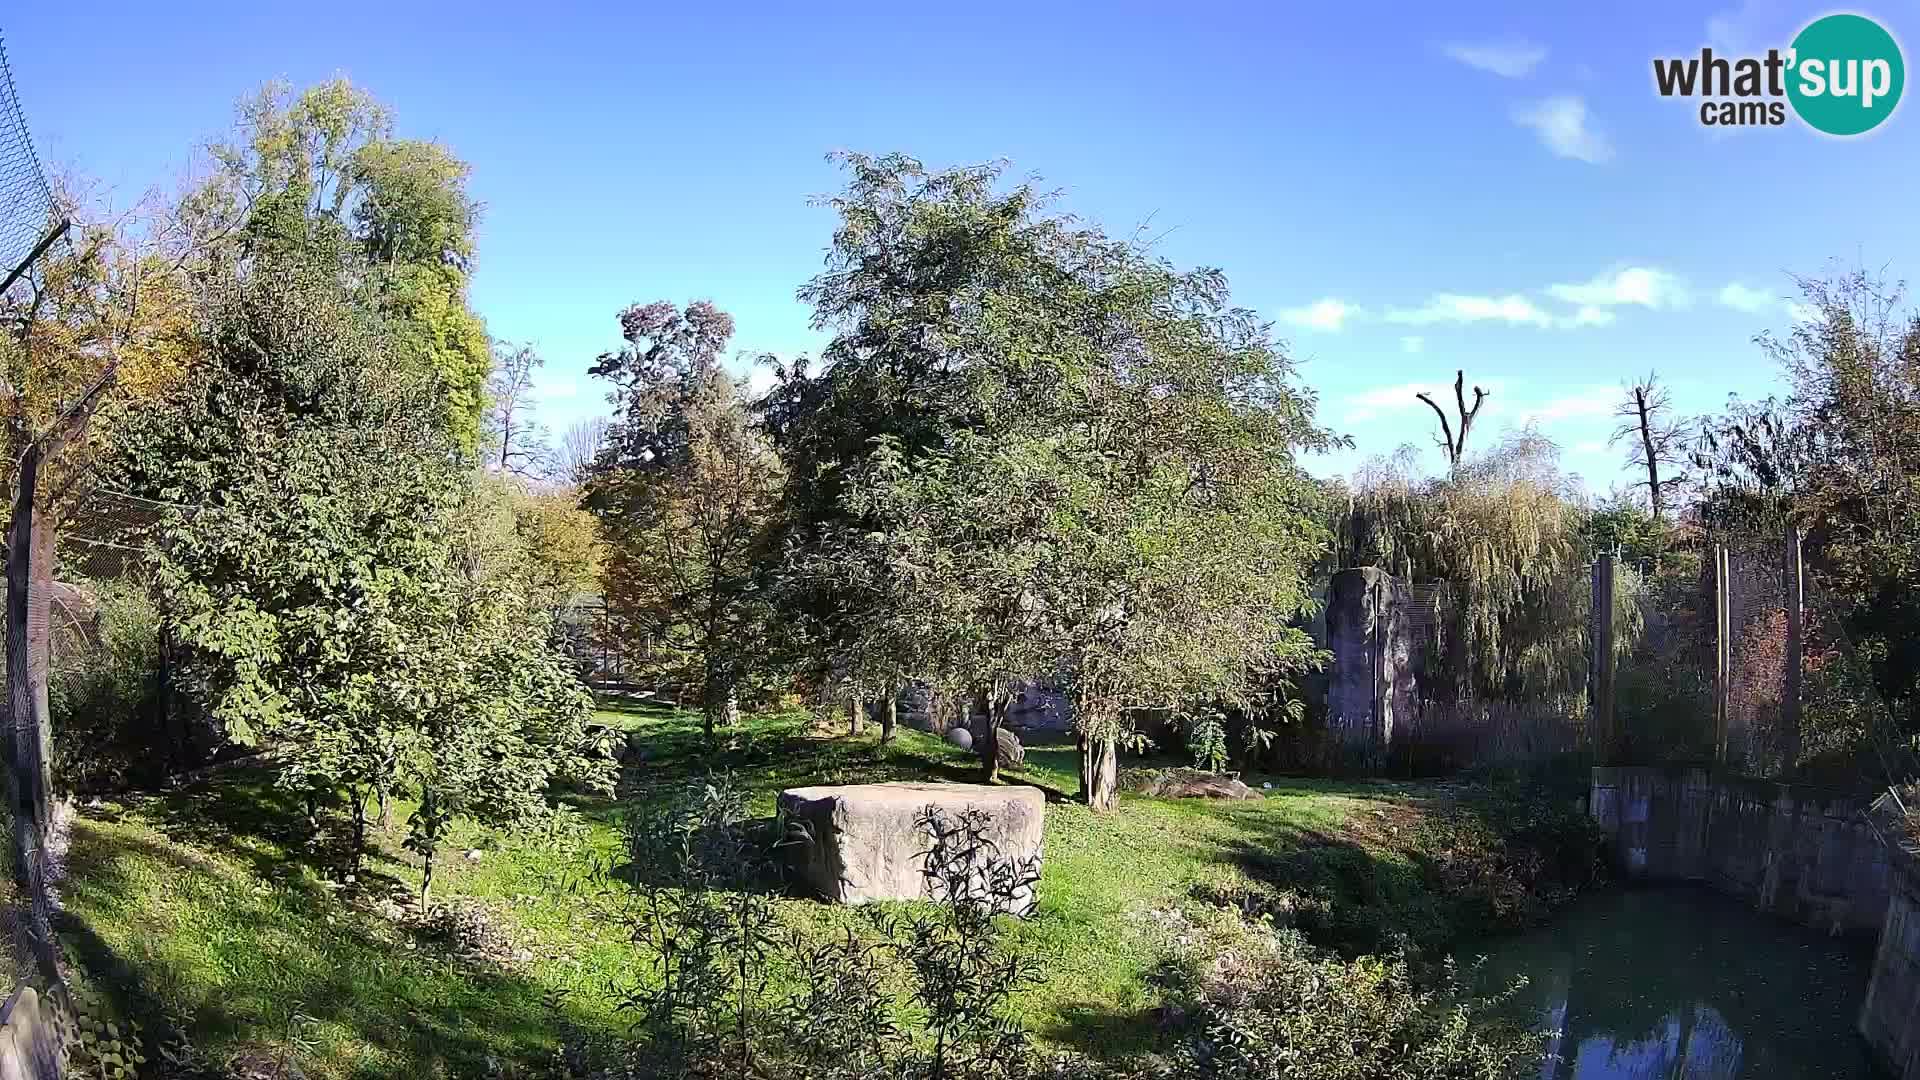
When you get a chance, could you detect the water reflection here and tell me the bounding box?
[1472,888,1879,1079]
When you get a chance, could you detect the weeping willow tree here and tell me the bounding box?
[1332,431,1642,704]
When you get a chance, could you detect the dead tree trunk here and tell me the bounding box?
[1416,370,1489,472]
[880,683,897,744]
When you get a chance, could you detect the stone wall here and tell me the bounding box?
[1588,766,1891,933]
[1325,567,1416,762]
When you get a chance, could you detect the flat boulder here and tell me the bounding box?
[777,782,1044,915]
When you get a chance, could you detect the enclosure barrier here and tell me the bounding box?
[1589,765,1920,1076]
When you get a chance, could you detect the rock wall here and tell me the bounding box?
[1588,766,1890,933]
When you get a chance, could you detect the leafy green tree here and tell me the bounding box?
[782,154,1333,806]
[584,301,786,737]
[118,256,609,871]
[189,79,491,451]
[1695,269,1920,756]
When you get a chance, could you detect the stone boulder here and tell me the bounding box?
[1129,768,1264,801]
[777,782,1044,915]
[944,727,973,751]
[993,727,1025,770]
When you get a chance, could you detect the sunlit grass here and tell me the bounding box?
[60,705,1465,1074]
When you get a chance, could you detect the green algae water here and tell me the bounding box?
[1473,888,1881,1079]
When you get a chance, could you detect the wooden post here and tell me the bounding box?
[1713,544,1731,765]
[1782,526,1803,774]
[847,691,863,736]
[1590,555,1616,759]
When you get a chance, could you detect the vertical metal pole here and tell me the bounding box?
[1714,544,1731,766]
[1590,555,1616,760]
[1783,526,1803,774]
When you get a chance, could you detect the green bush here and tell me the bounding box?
[1151,908,1534,1080]
[49,579,175,792]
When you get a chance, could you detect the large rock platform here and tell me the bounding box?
[777,782,1044,915]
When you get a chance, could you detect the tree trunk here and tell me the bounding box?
[702,664,737,738]
[1079,735,1118,811]
[348,785,367,875]
[880,685,897,745]
[973,686,998,782]
[848,693,864,736]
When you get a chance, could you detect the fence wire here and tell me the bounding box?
[0,31,59,292]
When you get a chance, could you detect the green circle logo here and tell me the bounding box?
[1787,13,1905,135]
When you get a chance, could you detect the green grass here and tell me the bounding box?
[57,706,1549,1078]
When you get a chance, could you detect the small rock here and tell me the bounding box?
[464,849,484,862]
[1262,782,1273,790]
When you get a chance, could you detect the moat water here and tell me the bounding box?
[1473,888,1882,1079]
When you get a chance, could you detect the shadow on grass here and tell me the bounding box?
[60,821,611,1079]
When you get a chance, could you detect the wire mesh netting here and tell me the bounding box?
[0,32,60,289]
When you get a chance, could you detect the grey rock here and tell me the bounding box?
[944,727,974,751]
[776,782,1044,915]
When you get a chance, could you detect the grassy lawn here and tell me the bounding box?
[57,705,1550,1078]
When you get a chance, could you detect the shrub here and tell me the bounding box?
[601,776,1039,1080]
[1151,907,1535,1080]
[49,579,172,792]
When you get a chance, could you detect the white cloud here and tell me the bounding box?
[1516,388,1616,424]
[1342,379,1512,425]
[1443,40,1549,78]
[1387,293,1556,328]
[1400,335,1425,354]
[1513,96,1615,164]
[1279,297,1362,332]
[1548,267,1689,311]
[1342,381,1449,424]
[1716,281,1776,313]
[1573,439,1610,455]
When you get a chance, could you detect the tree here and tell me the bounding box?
[1335,431,1642,704]
[556,416,610,486]
[1694,269,1920,752]
[1416,370,1490,473]
[483,339,551,477]
[584,301,785,737]
[188,79,492,452]
[780,154,1333,806]
[118,254,612,873]
[1611,373,1690,521]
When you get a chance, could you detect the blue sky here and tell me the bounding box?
[8,1,1918,494]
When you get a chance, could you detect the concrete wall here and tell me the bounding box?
[1588,766,1891,933]
[1325,568,1415,762]
[1861,859,1920,1080]
[1590,767,1920,1073]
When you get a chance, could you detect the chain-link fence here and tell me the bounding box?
[1611,532,1910,791]
[0,32,62,295]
